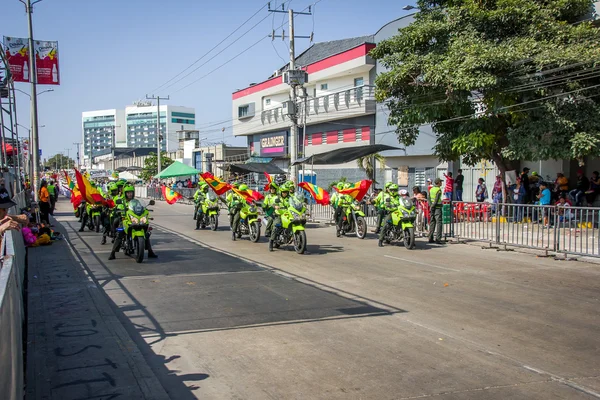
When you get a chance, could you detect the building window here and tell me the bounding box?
[337,130,343,141]
[354,77,364,102]
[265,99,271,106]
[238,105,249,118]
[320,83,328,90]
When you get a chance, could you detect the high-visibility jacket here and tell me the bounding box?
[429,186,442,209]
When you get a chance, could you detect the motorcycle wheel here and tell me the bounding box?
[355,216,367,239]
[293,231,307,254]
[135,236,145,263]
[404,227,415,250]
[249,221,261,243]
[94,215,100,233]
[210,215,218,231]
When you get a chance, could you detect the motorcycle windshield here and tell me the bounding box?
[128,199,145,216]
[400,197,413,208]
[289,194,304,212]
[206,191,217,202]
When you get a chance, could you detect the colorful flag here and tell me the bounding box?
[334,180,372,202]
[200,172,231,195]
[299,182,330,206]
[232,186,264,204]
[63,171,83,208]
[162,185,183,205]
[263,172,273,191]
[75,169,105,205]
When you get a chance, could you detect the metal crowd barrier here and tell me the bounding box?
[307,203,379,227]
[449,201,600,258]
[0,192,28,399]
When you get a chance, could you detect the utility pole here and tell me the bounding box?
[145,94,169,175]
[64,147,70,170]
[19,0,44,199]
[268,4,312,182]
[73,142,81,169]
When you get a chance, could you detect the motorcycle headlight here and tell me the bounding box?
[130,216,139,224]
[250,206,256,213]
[140,216,148,224]
[402,211,409,217]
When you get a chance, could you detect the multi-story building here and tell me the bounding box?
[232,36,377,186]
[82,109,126,165]
[82,104,195,168]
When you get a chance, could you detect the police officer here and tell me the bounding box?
[336,183,354,236]
[269,182,292,252]
[101,182,119,245]
[378,184,400,247]
[194,183,209,229]
[374,182,393,234]
[330,182,345,233]
[263,184,279,237]
[428,178,443,244]
[47,180,57,215]
[229,183,246,241]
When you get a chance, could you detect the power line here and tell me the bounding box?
[149,1,272,94]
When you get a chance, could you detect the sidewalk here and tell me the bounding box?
[26,215,170,400]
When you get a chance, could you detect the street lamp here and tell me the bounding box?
[402,5,418,10]
[14,88,54,98]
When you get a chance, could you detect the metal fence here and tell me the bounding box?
[449,202,600,258]
[142,186,196,205]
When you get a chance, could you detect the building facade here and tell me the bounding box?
[82,104,195,168]
[232,36,377,187]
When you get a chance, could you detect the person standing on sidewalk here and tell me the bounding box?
[428,178,443,244]
[443,172,454,201]
[455,169,464,201]
[47,180,57,215]
[38,181,51,224]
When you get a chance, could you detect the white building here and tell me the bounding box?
[82,104,195,168]
[232,36,377,187]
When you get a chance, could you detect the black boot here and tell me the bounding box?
[101,236,107,245]
[108,252,116,260]
[269,240,274,252]
[231,231,236,241]
[378,239,383,247]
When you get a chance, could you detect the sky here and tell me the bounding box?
[3,0,415,161]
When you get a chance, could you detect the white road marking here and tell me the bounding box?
[384,255,461,272]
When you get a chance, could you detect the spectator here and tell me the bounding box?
[556,194,572,224]
[492,175,503,210]
[586,171,600,205]
[38,181,51,224]
[520,167,530,203]
[0,188,26,239]
[569,169,589,206]
[412,186,428,236]
[426,178,433,193]
[512,177,526,222]
[537,181,552,226]
[455,169,464,201]
[443,172,454,201]
[553,172,569,201]
[475,178,488,202]
[187,179,193,189]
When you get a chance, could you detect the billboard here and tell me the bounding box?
[259,131,288,157]
[3,37,59,85]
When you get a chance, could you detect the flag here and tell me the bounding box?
[232,186,264,204]
[299,182,330,206]
[263,172,273,191]
[334,180,372,202]
[200,172,231,195]
[162,185,183,205]
[75,169,105,205]
[63,171,83,208]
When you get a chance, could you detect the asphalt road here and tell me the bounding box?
[56,200,600,400]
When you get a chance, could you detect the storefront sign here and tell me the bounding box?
[259,131,287,157]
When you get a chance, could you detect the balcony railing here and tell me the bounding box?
[259,85,375,126]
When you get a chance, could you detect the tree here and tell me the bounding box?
[45,153,75,170]
[357,153,386,183]
[371,0,600,176]
[140,152,174,181]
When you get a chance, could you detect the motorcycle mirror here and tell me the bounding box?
[149,200,156,206]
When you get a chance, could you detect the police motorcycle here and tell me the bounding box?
[338,199,367,239]
[117,199,156,263]
[197,191,220,231]
[272,192,308,254]
[235,200,262,242]
[381,195,417,250]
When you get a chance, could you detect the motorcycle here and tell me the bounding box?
[117,199,155,263]
[382,197,416,249]
[337,200,367,239]
[90,204,103,233]
[235,201,261,242]
[272,193,307,254]
[196,191,220,231]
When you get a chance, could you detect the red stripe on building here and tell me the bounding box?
[361,126,371,141]
[343,129,356,143]
[306,44,376,75]
[232,76,283,100]
[326,131,338,144]
[232,43,375,100]
[312,132,322,145]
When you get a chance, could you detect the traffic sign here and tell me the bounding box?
[38,149,42,156]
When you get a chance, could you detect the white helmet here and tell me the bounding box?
[399,189,409,196]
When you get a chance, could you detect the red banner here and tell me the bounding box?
[3,37,29,83]
[3,37,59,85]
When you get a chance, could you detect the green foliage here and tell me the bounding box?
[356,153,387,183]
[371,0,600,170]
[45,153,75,169]
[140,152,174,181]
